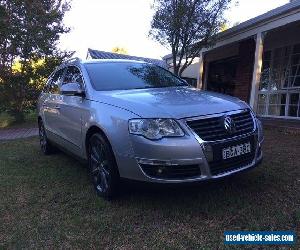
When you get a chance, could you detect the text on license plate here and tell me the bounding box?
[222,142,251,160]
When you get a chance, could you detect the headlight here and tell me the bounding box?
[128,119,184,140]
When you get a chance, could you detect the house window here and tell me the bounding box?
[257,43,300,118]
[288,93,300,117]
[267,93,286,116]
[288,44,300,88]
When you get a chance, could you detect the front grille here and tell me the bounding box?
[186,110,255,141]
[209,136,256,176]
[140,164,201,179]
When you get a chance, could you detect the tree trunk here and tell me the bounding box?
[173,66,180,76]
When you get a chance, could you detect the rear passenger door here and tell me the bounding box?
[57,65,85,155]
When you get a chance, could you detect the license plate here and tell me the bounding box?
[222,142,251,160]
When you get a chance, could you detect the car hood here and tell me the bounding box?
[91,87,248,119]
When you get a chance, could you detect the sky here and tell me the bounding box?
[59,0,289,60]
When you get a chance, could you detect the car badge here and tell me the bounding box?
[224,116,236,133]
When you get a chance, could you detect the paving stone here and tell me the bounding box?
[0,128,38,141]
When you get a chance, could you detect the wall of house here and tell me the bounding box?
[165,57,200,79]
[181,61,200,79]
[205,43,239,62]
[164,22,300,104]
[234,39,256,102]
[264,22,300,50]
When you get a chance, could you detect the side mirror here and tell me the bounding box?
[60,82,85,97]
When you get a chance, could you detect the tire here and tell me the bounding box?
[38,120,55,155]
[88,133,120,200]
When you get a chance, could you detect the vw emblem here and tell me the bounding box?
[224,116,235,133]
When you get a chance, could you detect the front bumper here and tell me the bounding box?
[115,128,263,184]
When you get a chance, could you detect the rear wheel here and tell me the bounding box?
[88,133,120,199]
[38,120,55,155]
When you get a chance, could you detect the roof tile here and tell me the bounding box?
[88,48,167,68]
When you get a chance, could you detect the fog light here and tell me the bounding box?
[136,158,172,165]
[202,143,214,162]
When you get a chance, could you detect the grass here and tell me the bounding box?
[0,129,299,249]
[0,110,37,129]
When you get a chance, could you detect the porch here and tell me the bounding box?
[198,1,300,121]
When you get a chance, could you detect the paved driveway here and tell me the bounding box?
[0,128,38,141]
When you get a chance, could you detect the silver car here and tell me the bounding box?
[38,58,263,199]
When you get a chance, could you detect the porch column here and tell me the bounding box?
[197,50,204,89]
[249,32,264,110]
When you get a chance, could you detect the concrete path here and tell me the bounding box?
[0,127,38,141]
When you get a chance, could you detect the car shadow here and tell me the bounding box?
[115,170,264,208]
[55,148,266,210]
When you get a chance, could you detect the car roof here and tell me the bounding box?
[81,59,149,65]
[54,59,150,73]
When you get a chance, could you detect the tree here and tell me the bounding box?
[220,22,229,32]
[112,46,128,55]
[149,0,232,76]
[0,0,73,121]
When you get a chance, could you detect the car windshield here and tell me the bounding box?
[85,62,188,91]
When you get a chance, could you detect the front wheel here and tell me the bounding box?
[88,133,120,199]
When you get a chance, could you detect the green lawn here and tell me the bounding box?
[0,130,299,249]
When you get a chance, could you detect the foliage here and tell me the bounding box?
[0,112,15,128]
[220,22,229,32]
[0,110,36,128]
[112,46,128,55]
[149,0,232,76]
[0,0,73,121]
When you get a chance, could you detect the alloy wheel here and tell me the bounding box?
[89,137,112,193]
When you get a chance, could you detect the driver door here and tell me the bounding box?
[56,65,86,155]
[42,68,65,143]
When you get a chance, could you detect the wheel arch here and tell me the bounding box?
[85,125,120,175]
[85,125,114,157]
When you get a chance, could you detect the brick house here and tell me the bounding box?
[164,1,300,121]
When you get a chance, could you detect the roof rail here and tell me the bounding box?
[62,57,81,64]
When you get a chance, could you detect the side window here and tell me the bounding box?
[63,66,83,86]
[49,69,65,94]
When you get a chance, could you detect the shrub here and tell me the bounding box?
[0,112,16,128]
